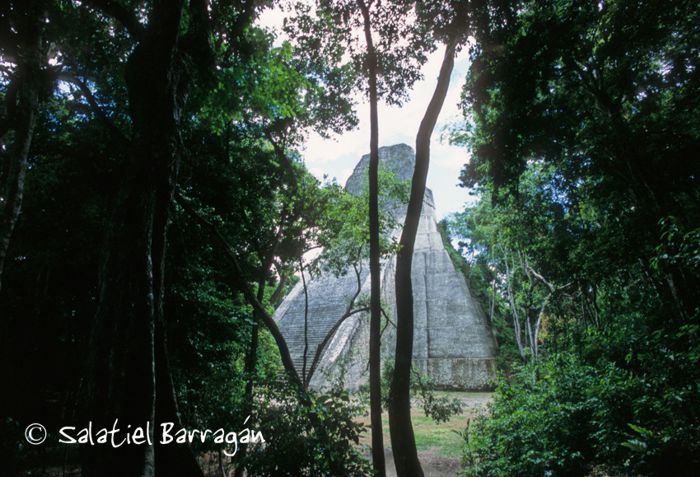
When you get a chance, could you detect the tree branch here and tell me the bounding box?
[230,0,257,42]
[0,77,19,141]
[503,250,526,361]
[380,305,396,329]
[300,258,310,388]
[82,0,145,40]
[175,191,302,387]
[269,267,288,308]
[265,128,299,190]
[57,72,131,148]
[306,262,367,383]
[524,262,572,293]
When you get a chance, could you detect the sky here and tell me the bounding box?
[258,7,476,219]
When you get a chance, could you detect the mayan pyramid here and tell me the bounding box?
[274,144,497,390]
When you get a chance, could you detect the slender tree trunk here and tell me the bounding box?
[357,2,386,475]
[525,314,535,357]
[300,259,310,387]
[154,307,204,477]
[269,268,287,307]
[0,1,44,293]
[234,271,267,477]
[176,194,354,474]
[306,263,364,383]
[390,39,457,477]
[504,255,526,361]
[219,449,227,477]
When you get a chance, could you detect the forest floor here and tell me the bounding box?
[358,392,493,477]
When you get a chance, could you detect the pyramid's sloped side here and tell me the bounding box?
[274,194,497,391]
[308,309,370,390]
[275,144,497,390]
[411,198,497,389]
[273,265,370,377]
[378,196,497,390]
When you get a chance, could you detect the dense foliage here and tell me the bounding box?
[242,383,371,477]
[2,0,697,475]
[0,1,372,475]
[450,0,700,475]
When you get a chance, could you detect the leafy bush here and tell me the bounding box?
[463,356,599,477]
[411,371,464,424]
[375,361,463,424]
[462,347,700,477]
[240,381,372,477]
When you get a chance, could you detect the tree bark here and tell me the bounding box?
[232,273,266,477]
[0,0,44,293]
[80,2,203,476]
[269,266,287,307]
[504,253,526,361]
[300,259,310,387]
[390,39,457,477]
[357,1,386,475]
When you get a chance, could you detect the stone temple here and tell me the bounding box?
[274,144,497,390]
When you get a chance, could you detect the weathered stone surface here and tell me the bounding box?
[274,144,497,390]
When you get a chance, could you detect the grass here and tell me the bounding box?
[411,412,468,458]
[358,391,492,459]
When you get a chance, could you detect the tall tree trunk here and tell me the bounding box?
[234,271,267,477]
[300,259,310,387]
[81,2,202,476]
[390,39,457,477]
[0,0,44,293]
[357,2,386,476]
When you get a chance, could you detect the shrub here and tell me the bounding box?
[241,381,372,477]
